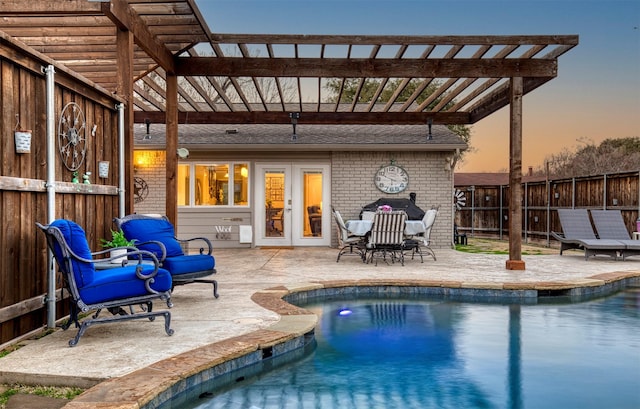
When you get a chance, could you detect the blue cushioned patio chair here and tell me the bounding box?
[36,220,174,347]
[115,214,219,298]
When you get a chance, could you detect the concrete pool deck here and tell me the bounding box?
[1,246,639,408]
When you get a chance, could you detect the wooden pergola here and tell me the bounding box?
[0,0,578,269]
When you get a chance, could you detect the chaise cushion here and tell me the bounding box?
[51,219,95,288]
[120,218,184,258]
[79,264,172,305]
[162,254,215,276]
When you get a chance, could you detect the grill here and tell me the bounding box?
[361,195,425,220]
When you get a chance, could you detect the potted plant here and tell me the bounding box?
[101,229,137,263]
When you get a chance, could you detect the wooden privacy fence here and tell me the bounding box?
[0,33,123,347]
[455,171,640,246]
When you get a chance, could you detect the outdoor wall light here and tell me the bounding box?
[534,216,539,223]
[485,195,491,201]
[554,192,560,199]
[144,118,152,140]
[177,148,189,159]
[290,112,300,141]
[612,198,618,206]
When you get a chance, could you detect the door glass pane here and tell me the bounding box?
[303,171,323,237]
[265,171,284,237]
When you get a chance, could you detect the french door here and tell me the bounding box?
[255,163,330,246]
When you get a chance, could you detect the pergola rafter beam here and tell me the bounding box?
[101,0,176,73]
[176,57,558,78]
[134,111,470,125]
[468,77,552,123]
[209,33,579,47]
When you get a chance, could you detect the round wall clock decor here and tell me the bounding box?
[374,163,409,194]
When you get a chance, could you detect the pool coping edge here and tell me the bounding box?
[59,272,640,409]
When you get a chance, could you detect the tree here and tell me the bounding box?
[324,78,473,169]
[541,137,640,178]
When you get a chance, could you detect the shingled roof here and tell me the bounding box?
[135,123,467,151]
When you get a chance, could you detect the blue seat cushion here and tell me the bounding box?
[79,265,172,305]
[120,218,184,259]
[51,219,95,288]
[162,254,215,276]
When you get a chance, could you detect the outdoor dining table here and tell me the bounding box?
[345,219,426,237]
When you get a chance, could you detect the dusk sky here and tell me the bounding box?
[196,0,640,172]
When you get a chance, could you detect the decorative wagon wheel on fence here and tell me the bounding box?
[58,102,87,172]
[453,189,466,211]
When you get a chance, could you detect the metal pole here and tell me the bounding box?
[117,103,125,218]
[545,161,551,247]
[603,174,607,210]
[499,185,504,240]
[524,182,528,244]
[44,65,56,329]
[469,185,475,237]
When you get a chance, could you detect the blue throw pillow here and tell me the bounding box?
[120,217,184,259]
[50,219,95,288]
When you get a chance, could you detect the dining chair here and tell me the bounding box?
[410,206,439,262]
[332,208,366,262]
[365,210,407,265]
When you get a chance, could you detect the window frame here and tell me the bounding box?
[178,162,250,208]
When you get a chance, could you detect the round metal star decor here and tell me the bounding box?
[134,177,149,203]
[58,102,87,171]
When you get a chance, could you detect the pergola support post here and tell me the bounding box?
[506,77,525,270]
[116,29,135,214]
[165,73,178,228]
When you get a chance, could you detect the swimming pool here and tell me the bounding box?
[176,284,640,409]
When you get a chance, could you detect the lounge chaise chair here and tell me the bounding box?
[551,208,622,260]
[590,210,640,260]
[36,219,174,346]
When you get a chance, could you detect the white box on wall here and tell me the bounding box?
[239,225,252,243]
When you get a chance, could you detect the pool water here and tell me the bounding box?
[181,286,640,409]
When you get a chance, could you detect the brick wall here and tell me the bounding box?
[331,151,453,249]
[134,150,454,248]
[133,150,166,215]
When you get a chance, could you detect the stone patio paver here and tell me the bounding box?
[0,247,638,408]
